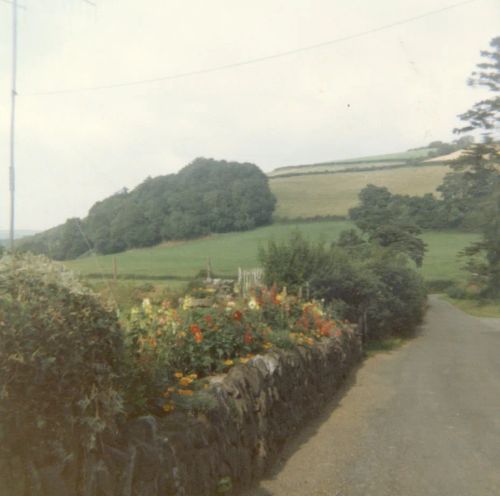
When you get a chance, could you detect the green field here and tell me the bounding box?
[270,165,449,218]
[419,230,479,283]
[66,221,352,280]
[66,221,477,291]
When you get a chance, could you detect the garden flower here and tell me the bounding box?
[179,376,194,387]
[182,296,193,310]
[190,324,202,335]
[248,297,260,310]
[142,298,152,314]
[223,359,234,366]
[194,332,203,343]
[163,402,175,413]
[174,372,183,379]
[243,331,253,344]
[233,310,243,321]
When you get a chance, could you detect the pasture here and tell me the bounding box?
[270,165,449,218]
[66,221,477,298]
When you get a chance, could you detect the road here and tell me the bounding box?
[245,295,500,496]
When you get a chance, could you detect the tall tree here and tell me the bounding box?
[454,36,500,296]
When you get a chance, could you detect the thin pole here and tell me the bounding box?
[9,0,18,252]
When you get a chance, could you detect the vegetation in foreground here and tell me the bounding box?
[0,253,355,483]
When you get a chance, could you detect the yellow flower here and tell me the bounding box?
[182,296,193,310]
[142,298,152,314]
[223,359,234,366]
[174,371,183,379]
[188,373,198,380]
[163,402,175,413]
[263,342,272,349]
[177,389,194,396]
[239,357,250,364]
[179,376,194,387]
[305,337,314,346]
[248,298,260,310]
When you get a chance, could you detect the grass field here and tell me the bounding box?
[270,165,449,218]
[419,230,479,283]
[66,221,476,294]
[66,221,353,281]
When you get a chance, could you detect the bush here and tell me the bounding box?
[445,284,468,300]
[259,232,427,339]
[0,254,125,470]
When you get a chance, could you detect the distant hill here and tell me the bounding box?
[268,146,460,219]
[268,147,438,178]
[270,164,449,219]
[0,230,38,245]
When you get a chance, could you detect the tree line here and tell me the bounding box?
[17,158,277,260]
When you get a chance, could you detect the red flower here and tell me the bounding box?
[319,321,333,337]
[233,310,243,321]
[243,331,253,345]
[203,314,213,325]
[194,332,203,343]
[190,324,202,335]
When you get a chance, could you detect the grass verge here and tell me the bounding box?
[441,295,500,318]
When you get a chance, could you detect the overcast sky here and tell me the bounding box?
[0,0,499,231]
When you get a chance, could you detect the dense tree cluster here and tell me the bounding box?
[18,158,276,260]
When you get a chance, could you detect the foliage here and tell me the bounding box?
[0,254,125,468]
[348,185,427,267]
[18,158,276,260]
[123,287,351,414]
[259,231,427,339]
[453,36,500,296]
[258,231,331,292]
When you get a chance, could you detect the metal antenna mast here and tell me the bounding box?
[8,0,18,252]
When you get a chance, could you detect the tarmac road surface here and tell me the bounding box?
[245,295,500,496]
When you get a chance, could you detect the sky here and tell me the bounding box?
[0,0,499,232]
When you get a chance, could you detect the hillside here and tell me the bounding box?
[270,164,449,219]
[65,220,478,288]
[268,147,438,177]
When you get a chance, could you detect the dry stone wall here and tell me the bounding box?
[7,331,362,496]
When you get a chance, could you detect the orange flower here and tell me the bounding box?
[243,331,253,345]
[190,324,202,335]
[194,332,203,343]
[233,310,243,321]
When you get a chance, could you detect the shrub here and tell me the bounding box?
[259,232,427,339]
[0,254,125,470]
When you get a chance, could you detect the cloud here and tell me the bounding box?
[0,0,498,230]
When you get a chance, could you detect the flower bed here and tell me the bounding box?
[124,286,354,416]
